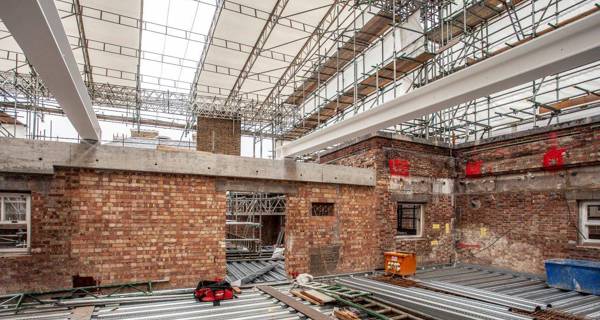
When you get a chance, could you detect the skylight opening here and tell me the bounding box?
[140,0,216,93]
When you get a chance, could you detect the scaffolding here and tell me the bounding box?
[225,192,286,254]
[278,0,600,147]
[0,0,598,156]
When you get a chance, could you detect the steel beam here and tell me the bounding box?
[0,0,101,141]
[280,10,600,157]
[54,0,296,64]
[225,0,290,107]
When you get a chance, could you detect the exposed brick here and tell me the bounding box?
[0,169,379,294]
[285,184,379,275]
[453,124,600,274]
[321,137,455,267]
[322,122,600,275]
[2,122,599,294]
[196,116,241,155]
[0,169,227,294]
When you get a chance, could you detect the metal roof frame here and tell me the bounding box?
[0,0,597,158]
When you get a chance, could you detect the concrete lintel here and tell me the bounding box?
[389,176,454,195]
[215,179,299,194]
[457,165,600,194]
[0,138,375,186]
[391,193,432,203]
[565,190,600,201]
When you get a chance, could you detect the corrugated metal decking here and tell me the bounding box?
[0,287,313,320]
[414,265,600,319]
[226,259,288,284]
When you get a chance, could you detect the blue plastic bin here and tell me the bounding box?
[545,259,600,295]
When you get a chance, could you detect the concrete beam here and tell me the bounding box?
[0,0,101,141]
[0,138,375,186]
[215,179,299,194]
[280,10,600,157]
[456,166,600,194]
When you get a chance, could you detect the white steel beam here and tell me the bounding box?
[1,0,101,141]
[280,10,600,158]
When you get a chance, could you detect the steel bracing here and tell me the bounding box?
[0,0,598,156]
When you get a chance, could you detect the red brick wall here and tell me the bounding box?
[0,168,379,294]
[454,125,600,274]
[321,137,456,266]
[0,173,73,293]
[321,123,600,275]
[0,169,227,294]
[285,184,379,275]
[196,116,241,155]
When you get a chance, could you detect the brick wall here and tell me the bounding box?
[453,124,600,274]
[3,122,598,293]
[321,122,600,275]
[196,116,241,155]
[320,137,456,267]
[285,184,379,275]
[0,169,226,294]
[0,168,378,294]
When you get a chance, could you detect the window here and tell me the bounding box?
[397,203,423,237]
[0,193,31,253]
[311,203,334,216]
[580,201,600,244]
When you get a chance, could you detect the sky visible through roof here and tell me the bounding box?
[23,0,271,157]
[140,0,213,93]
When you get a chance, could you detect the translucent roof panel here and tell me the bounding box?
[140,0,216,93]
[194,0,338,102]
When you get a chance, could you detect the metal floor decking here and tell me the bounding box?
[0,285,331,320]
[226,259,288,284]
[414,265,600,319]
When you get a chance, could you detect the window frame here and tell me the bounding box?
[311,202,335,217]
[396,203,423,238]
[580,201,600,245]
[0,193,31,253]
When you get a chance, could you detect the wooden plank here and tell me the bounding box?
[334,308,362,320]
[70,306,94,320]
[290,289,322,305]
[302,289,336,304]
[257,285,331,320]
[539,93,600,113]
[284,12,395,106]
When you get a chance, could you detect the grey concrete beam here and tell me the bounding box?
[456,166,600,194]
[0,138,375,186]
[215,179,299,194]
[0,0,101,140]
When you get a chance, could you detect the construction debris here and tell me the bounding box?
[257,285,331,320]
[333,307,364,320]
[373,275,418,288]
[295,273,314,285]
[226,258,287,285]
[290,289,323,305]
[302,289,336,305]
[230,263,276,286]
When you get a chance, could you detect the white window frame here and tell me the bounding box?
[0,193,31,253]
[396,203,424,239]
[579,201,600,245]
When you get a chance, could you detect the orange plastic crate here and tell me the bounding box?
[384,251,416,276]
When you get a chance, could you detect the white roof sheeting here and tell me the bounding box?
[194,0,338,102]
